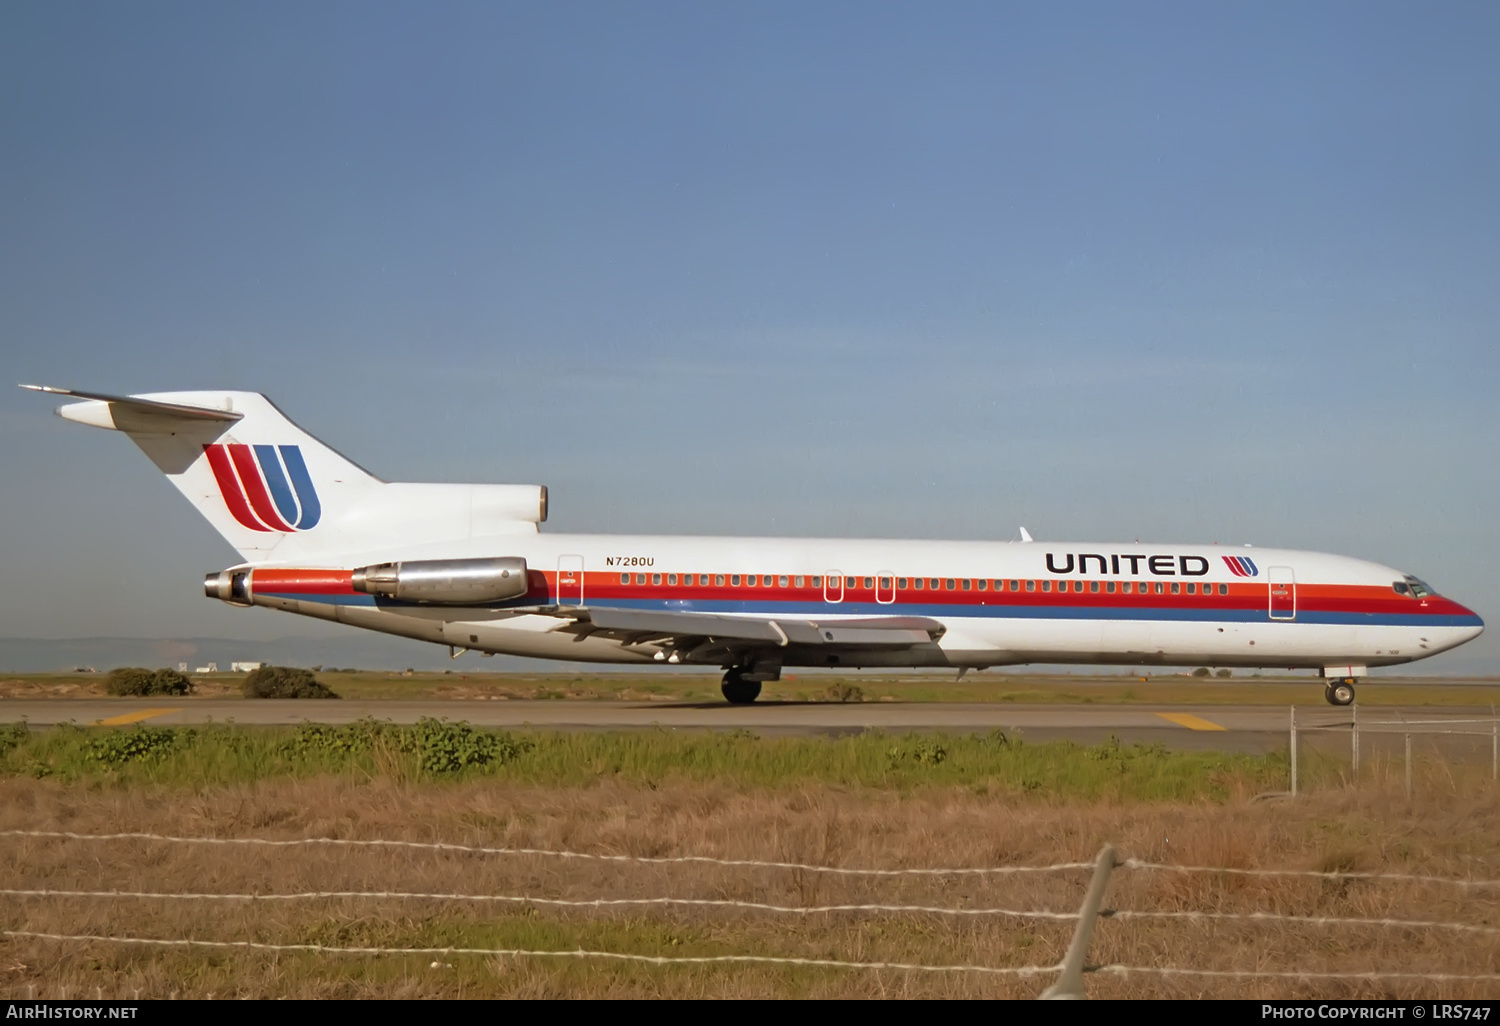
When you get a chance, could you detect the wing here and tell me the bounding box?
[532,606,945,664]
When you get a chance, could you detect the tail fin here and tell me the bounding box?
[25,387,546,563]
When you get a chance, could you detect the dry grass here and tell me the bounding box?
[3,775,1499,999]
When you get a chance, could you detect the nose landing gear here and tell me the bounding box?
[1324,678,1357,706]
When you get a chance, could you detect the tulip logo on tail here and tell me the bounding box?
[203,444,321,532]
[1223,555,1259,577]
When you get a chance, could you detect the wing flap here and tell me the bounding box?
[574,607,944,648]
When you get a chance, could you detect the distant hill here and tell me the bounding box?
[0,636,562,674]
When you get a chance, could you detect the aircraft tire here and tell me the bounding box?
[721,673,762,705]
[1325,680,1356,706]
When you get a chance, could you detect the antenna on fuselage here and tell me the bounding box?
[1019,526,1034,543]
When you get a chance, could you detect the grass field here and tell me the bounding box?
[0,720,1290,798]
[4,670,1498,999]
[3,769,1499,999]
[8,669,1500,707]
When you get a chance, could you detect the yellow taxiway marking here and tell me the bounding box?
[1155,712,1228,732]
[93,708,181,727]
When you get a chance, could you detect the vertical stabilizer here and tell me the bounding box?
[26,386,546,563]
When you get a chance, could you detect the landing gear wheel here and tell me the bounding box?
[1325,679,1356,706]
[721,672,762,705]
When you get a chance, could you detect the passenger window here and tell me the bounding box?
[1106,581,1115,594]
[652,573,662,585]
[913,578,924,590]
[779,576,789,588]
[977,579,988,591]
[636,574,646,585]
[880,577,891,589]
[1011,580,1020,591]
[897,578,908,589]
[811,576,821,587]
[962,579,971,591]
[1138,582,1149,594]
[945,579,956,590]
[795,576,805,587]
[667,574,676,585]
[930,579,940,589]
[1218,583,1228,595]
[847,577,856,588]
[864,577,874,589]
[620,574,629,585]
[1073,581,1083,593]
[731,575,741,586]
[1154,582,1164,594]
[1170,582,1179,594]
[1042,581,1052,592]
[1026,580,1036,592]
[1090,581,1099,593]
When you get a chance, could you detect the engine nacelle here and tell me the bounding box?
[350,557,529,604]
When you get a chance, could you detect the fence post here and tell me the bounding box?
[1039,844,1119,1000]
[1405,731,1412,799]
[1290,706,1298,797]
[1351,703,1359,780]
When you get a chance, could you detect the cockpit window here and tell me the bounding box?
[1391,582,1410,596]
[1403,575,1436,599]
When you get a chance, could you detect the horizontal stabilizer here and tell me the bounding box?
[20,385,243,424]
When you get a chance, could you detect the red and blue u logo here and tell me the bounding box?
[204,444,321,532]
[1222,555,1259,577]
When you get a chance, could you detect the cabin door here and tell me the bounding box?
[1268,566,1296,621]
[557,555,584,606]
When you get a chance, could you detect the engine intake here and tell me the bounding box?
[351,557,529,605]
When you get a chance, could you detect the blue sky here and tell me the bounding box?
[2,2,1496,672]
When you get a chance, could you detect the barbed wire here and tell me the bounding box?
[2,929,1058,976]
[0,887,1080,920]
[0,829,1093,877]
[1121,858,1500,889]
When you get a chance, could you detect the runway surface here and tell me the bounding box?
[3,699,1495,752]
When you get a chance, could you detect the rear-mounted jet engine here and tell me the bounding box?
[351,557,529,604]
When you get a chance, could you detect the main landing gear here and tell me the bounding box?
[721,669,762,705]
[1324,678,1357,707]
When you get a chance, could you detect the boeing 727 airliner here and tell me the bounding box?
[25,386,1483,706]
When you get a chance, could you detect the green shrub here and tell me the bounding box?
[276,717,530,774]
[0,722,28,757]
[243,666,339,699]
[821,681,864,703]
[87,725,184,765]
[411,718,530,774]
[105,667,194,697]
[1192,666,1211,677]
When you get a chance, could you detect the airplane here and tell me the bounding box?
[24,385,1484,707]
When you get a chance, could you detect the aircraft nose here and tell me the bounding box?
[1455,601,1484,640]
